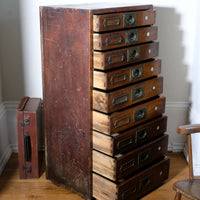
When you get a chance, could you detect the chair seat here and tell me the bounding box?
[173,179,200,200]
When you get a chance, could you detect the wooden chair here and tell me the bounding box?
[173,124,200,200]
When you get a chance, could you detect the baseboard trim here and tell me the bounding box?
[166,101,190,109]
[0,102,6,119]
[0,144,12,175]
[168,142,186,152]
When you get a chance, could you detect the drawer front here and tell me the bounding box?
[93,26,157,50]
[93,96,165,135]
[93,10,156,32]
[94,42,159,70]
[93,59,161,90]
[93,158,169,200]
[93,116,167,156]
[93,134,168,181]
[93,76,163,113]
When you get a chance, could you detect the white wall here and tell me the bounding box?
[0,0,198,173]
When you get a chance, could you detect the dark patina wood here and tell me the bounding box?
[93,96,166,135]
[93,158,170,200]
[93,42,159,70]
[93,134,168,181]
[93,26,158,50]
[93,76,163,113]
[93,115,167,156]
[93,59,161,90]
[40,7,93,199]
[40,3,169,200]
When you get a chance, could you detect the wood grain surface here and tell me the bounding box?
[0,153,190,200]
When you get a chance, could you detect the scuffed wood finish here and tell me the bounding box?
[93,10,155,32]
[17,97,42,179]
[93,158,170,200]
[93,134,168,181]
[93,26,157,50]
[93,116,167,156]
[93,76,163,113]
[93,42,159,70]
[173,124,200,200]
[93,59,161,90]
[40,7,92,199]
[177,124,200,135]
[93,96,166,135]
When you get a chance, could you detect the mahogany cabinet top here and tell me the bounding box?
[40,3,153,14]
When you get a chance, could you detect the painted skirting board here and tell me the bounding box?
[0,144,12,175]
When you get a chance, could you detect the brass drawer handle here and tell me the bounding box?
[138,149,151,164]
[136,127,149,143]
[110,72,127,85]
[112,94,129,106]
[130,66,143,81]
[108,53,125,65]
[125,29,139,44]
[24,134,31,162]
[103,17,121,28]
[140,175,151,190]
[132,86,144,101]
[122,185,136,200]
[117,136,134,150]
[124,12,137,27]
[114,116,130,129]
[105,35,123,46]
[120,158,135,173]
[134,107,147,122]
[127,47,141,62]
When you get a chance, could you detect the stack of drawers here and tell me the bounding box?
[92,6,169,200]
[40,4,169,200]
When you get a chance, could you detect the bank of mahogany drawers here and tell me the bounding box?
[40,4,169,200]
[92,5,169,200]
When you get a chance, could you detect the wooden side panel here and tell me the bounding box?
[40,7,92,199]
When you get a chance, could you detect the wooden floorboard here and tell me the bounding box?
[0,153,189,200]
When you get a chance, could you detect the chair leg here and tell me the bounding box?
[174,192,182,200]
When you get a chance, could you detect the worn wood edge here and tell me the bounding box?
[93,130,113,156]
[177,124,200,135]
[93,173,117,200]
[17,96,30,111]
[93,150,116,181]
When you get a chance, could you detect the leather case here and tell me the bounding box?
[17,96,42,179]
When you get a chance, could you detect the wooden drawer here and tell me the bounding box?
[93,59,161,90]
[93,10,156,32]
[93,96,165,135]
[93,76,163,113]
[93,157,170,200]
[93,134,168,181]
[93,26,157,50]
[93,42,159,70]
[93,116,167,156]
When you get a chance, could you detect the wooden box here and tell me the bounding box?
[17,96,42,179]
[40,3,169,200]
